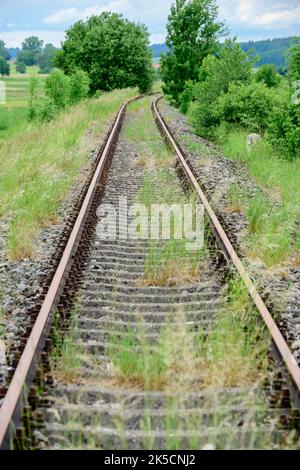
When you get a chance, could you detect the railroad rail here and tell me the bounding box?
[152,96,300,393]
[0,94,299,450]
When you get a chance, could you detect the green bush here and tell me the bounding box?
[268,102,300,160]
[214,82,275,132]
[255,64,280,88]
[28,76,40,120]
[188,39,255,137]
[45,69,70,108]
[16,60,26,74]
[287,39,300,83]
[36,97,58,122]
[70,69,90,104]
[179,80,194,114]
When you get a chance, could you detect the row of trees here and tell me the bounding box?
[0,36,58,75]
[161,0,300,160]
[1,13,154,93]
[16,37,58,74]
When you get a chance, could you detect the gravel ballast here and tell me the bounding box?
[158,100,300,366]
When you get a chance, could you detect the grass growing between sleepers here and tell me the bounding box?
[125,97,206,286]
[107,278,269,392]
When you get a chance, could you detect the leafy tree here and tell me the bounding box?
[189,39,256,136]
[70,69,90,103]
[255,64,280,87]
[37,43,57,74]
[0,57,10,77]
[28,77,40,120]
[17,36,44,66]
[214,82,275,131]
[160,0,225,105]
[56,13,153,94]
[16,60,26,74]
[45,69,70,108]
[287,40,300,82]
[268,101,300,160]
[0,39,10,60]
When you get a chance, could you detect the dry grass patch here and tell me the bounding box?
[107,279,269,393]
[139,240,203,287]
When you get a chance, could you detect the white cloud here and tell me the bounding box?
[221,0,300,28]
[254,6,300,27]
[150,33,166,45]
[44,1,133,25]
[0,30,66,48]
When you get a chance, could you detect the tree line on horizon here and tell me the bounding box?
[150,36,300,71]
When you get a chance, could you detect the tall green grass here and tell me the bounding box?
[0,88,137,259]
[218,128,300,268]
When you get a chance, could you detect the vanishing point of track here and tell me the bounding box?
[0,95,300,450]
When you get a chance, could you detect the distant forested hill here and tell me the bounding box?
[239,37,298,67]
[8,48,20,59]
[150,37,299,68]
[150,43,168,58]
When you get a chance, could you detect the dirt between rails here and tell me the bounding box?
[158,99,300,367]
[0,119,115,394]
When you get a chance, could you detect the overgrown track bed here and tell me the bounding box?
[0,96,300,450]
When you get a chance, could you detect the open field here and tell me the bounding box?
[0,74,47,108]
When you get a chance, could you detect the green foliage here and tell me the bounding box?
[0,56,10,77]
[37,43,57,74]
[214,82,275,132]
[57,13,153,94]
[161,0,224,106]
[287,39,300,83]
[0,39,10,60]
[28,76,40,120]
[36,97,58,122]
[45,69,70,108]
[255,64,280,88]
[189,39,255,137]
[268,101,300,160]
[15,60,26,74]
[17,36,43,66]
[70,69,90,104]
[179,80,194,113]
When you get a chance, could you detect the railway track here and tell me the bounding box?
[0,95,300,450]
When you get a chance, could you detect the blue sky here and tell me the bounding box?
[0,0,299,47]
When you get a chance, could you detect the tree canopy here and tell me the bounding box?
[287,39,300,82]
[56,13,153,94]
[255,64,280,88]
[0,40,10,60]
[161,0,225,105]
[0,56,10,77]
[37,44,58,74]
[17,36,44,66]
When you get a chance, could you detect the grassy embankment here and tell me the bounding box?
[184,79,300,271]
[0,87,137,260]
[218,130,300,270]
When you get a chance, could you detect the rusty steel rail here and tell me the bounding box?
[0,96,140,450]
[153,95,300,395]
